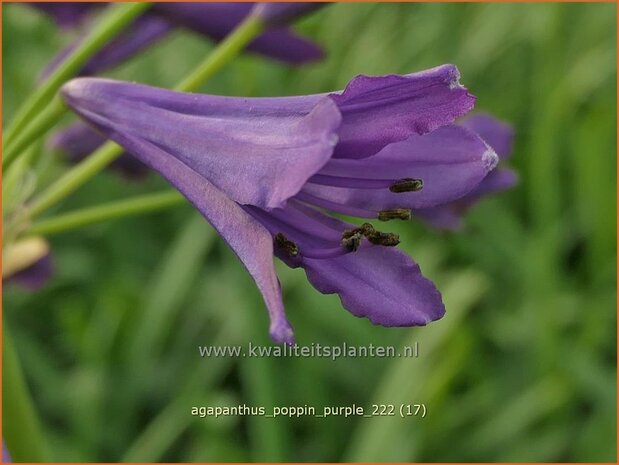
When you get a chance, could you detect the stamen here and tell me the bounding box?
[378,208,412,221]
[389,178,423,193]
[366,231,400,247]
[340,223,400,251]
[274,233,299,257]
[341,232,363,252]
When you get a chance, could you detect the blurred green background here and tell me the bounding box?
[3,2,617,462]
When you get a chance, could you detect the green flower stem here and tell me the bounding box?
[2,2,151,163]
[3,97,67,168]
[27,14,265,222]
[3,324,50,462]
[29,190,184,236]
[28,142,124,219]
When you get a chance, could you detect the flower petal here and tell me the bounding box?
[329,64,476,159]
[301,124,498,213]
[28,2,97,29]
[413,206,464,231]
[6,254,54,290]
[81,120,294,343]
[414,169,518,231]
[303,246,445,326]
[466,167,518,199]
[3,442,11,463]
[248,201,445,326]
[40,15,172,79]
[154,3,324,64]
[61,78,342,210]
[461,113,514,159]
[250,2,327,26]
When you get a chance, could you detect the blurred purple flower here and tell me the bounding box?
[152,3,324,64]
[3,237,54,290]
[49,123,148,179]
[61,65,497,343]
[251,2,327,26]
[2,442,10,463]
[27,2,98,29]
[414,113,517,230]
[36,2,324,80]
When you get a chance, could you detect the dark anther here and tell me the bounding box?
[340,223,399,250]
[366,230,400,247]
[389,178,423,193]
[378,208,412,221]
[274,232,299,257]
[341,233,362,252]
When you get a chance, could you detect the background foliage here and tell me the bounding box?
[3,2,617,462]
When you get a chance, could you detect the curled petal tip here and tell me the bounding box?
[61,77,93,103]
[482,147,499,172]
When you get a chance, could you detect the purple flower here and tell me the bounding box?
[2,442,11,463]
[49,123,148,179]
[60,65,496,343]
[27,2,98,29]
[414,113,517,230]
[36,2,324,80]
[40,15,173,80]
[151,3,324,64]
[3,238,54,291]
[251,2,327,26]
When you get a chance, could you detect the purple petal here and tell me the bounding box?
[40,15,173,80]
[61,78,342,210]
[304,246,445,326]
[251,201,445,326]
[330,64,476,159]
[301,124,498,212]
[414,169,518,231]
[250,2,327,26]
[6,254,54,291]
[153,3,324,64]
[50,123,148,179]
[92,121,294,344]
[461,113,514,159]
[28,2,98,29]
[41,3,323,80]
[2,442,11,463]
[413,206,464,231]
[466,167,518,199]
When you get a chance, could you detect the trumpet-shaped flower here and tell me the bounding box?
[61,65,497,343]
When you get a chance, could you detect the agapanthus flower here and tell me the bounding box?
[49,123,148,179]
[3,237,54,290]
[35,2,324,80]
[414,113,517,230]
[60,64,498,343]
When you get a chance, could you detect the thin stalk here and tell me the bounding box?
[29,190,184,237]
[3,2,151,162]
[27,14,264,222]
[2,325,50,462]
